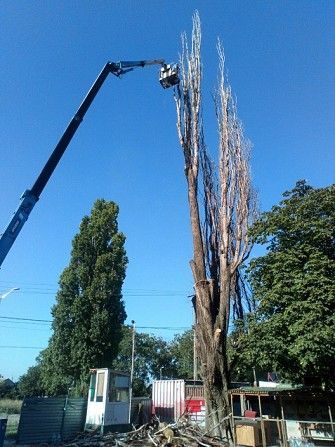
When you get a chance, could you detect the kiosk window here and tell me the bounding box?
[109,387,129,402]
[96,372,105,402]
[89,373,96,402]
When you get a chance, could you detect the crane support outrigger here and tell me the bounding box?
[0,60,179,268]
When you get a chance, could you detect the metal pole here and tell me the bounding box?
[30,63,112,199]
[128,320,136,424]
[193,325,198,381]
[258,394,266,447]
[279,396,288,447]
[192,296,198,381]
[253,367,257,387]
[230,393,236,446]
[0,58,177,269]
[328,402,334,440]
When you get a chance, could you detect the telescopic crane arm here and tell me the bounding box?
[0,59,179,268]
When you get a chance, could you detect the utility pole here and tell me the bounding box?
[190,294,198,381]
[128,320,136,424]
[193,325,198,381]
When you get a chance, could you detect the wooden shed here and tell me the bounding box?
[229,386,335,447]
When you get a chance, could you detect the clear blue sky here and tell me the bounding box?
[0,1,334,380]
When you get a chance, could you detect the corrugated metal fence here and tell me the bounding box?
[17,397,87,445]
[131,397,152,425]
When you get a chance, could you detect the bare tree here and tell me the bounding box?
[175,12,257,437]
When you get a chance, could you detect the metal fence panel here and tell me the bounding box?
[131,397,152,425]
[17,397,87,445]
[62,398,88,440]
[17,397,64,444]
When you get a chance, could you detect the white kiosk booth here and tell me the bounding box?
[85,368,131,433]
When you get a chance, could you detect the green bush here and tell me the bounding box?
[0,399,22,415]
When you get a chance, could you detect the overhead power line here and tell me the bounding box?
[137,326,189,330]
[0,345,44,349]
[0,315,51,323]
[0,324,50,331]
[0,281,191,297]
[0,315,190,331]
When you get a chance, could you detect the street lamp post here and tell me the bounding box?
[0,287,20,303]
[128,320,136,424]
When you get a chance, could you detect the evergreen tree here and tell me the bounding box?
[41,200,127,395]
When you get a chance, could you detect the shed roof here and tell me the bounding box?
[229,386,334,399]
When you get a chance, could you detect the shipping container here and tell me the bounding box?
[152,380,205,424]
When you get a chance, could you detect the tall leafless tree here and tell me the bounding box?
[175,12,257,437]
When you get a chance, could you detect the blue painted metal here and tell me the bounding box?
[17,397,87,444]
[0,419,7,447]
[0,190,38,267]
[0,59,172,268]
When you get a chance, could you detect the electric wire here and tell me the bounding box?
[0,345,44,349]
[0,281,191,297]
[0,315,190,331]
[0,324,50,331]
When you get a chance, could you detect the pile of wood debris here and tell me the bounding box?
[63,421,230,447]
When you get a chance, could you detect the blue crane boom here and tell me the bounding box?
[0,60,179,268]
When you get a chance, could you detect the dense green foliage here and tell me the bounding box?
[227,320,254,383]
[40,200,128,395]
[112,327,194,396]
[17,326,194,397]
[17,364,45,397]
[246,181,335,387]
[112,326,171,396]
[169,330,194,379]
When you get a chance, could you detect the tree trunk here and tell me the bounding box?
[175,11,255,439]
[193,276,231,438]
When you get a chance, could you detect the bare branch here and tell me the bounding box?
[174,15,257,438]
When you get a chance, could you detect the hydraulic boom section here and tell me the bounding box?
[0,59,179,268]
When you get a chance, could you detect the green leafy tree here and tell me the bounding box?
[246,181,335,388]
[226,320,254,383]
[17,364,46,397]
[41,200,128,395]
[169,330,194,379]
[113,326,174,396]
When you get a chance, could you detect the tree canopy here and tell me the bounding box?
[40,199,128,395]
[17,364,45,397]
[112,326,171,396]
[112,327,195,396]
[246,181,335,388]
[169,330,194,379]
[17,327,195,397]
